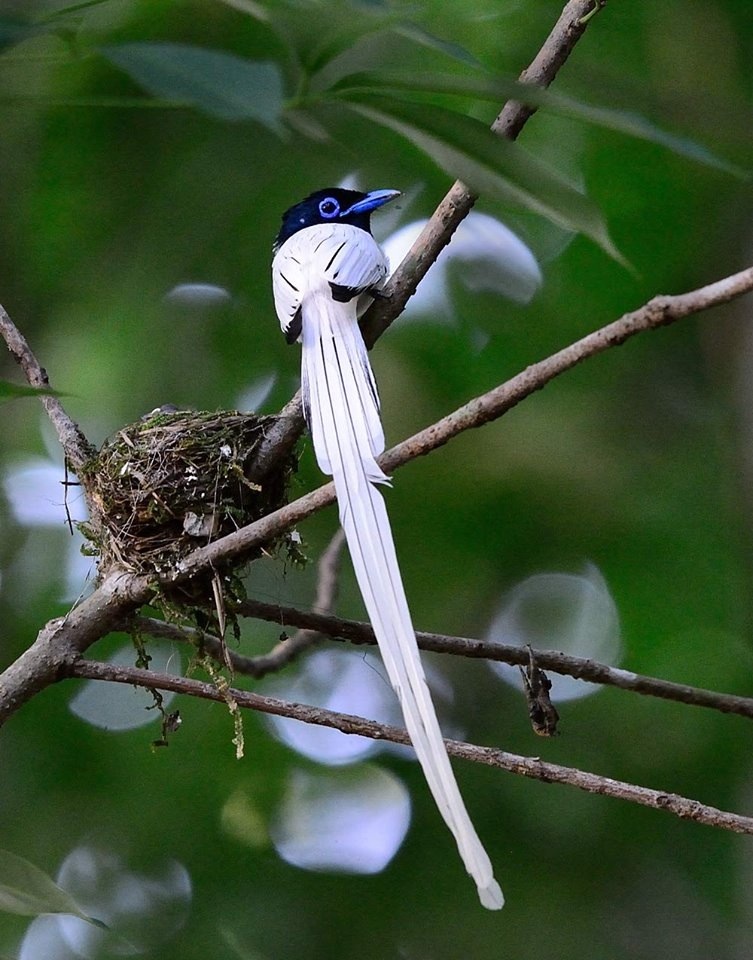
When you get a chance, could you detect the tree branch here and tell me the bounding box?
[236,600,753,721]
[253,0,604,471]
[360,0,604,346]
[133,599,753,722]
[168,266,753,580]
[0,304,94,473]
[67,657,753,837]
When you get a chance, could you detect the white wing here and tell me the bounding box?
[273,224,388,342]
[272,242,305,342]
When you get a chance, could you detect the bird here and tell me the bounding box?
[271,187,503,910]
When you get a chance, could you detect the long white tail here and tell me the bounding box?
[301,295,503,910]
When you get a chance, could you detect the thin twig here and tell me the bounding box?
[133,530,347,678]
[134,598,753,721]
[491,0,606,140]
[130,617,265,676]
[236,600,753,721]
[67,657,753,837]
[0,303,94,473]
[248,528,346,675]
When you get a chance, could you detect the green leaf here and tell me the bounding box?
[0,380,59,402]
[0,850,106,927]
[308,16,478,94]
[392,23,480,68]
[214,0,271,22]
[34,0,113,20]
[343,95,627,264]
[270,0,398,77]
[100,43,284,130]
[0,19,38,53]
[333,71,747,178]
[543,92,749,179]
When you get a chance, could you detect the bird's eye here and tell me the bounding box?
[318,197,340,218]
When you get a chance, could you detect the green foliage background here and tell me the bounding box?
[1,0,753,957]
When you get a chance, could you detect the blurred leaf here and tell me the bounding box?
[0,380,59,402]
[343,95,627,264]
[309,18,477,94]
[544,92,749,179]
[100,43,284,130]
[0,850,107,928]
[35,0,113,20]
[333,71,747,178]
[215,0,271,20]
[393,23,480,67]
[0,19,38,52]
[271,1,476,91]
[269,0,397,76]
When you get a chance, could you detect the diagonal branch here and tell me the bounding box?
[361,0,605,345]
[170,266,753,581]
[0,304,94,473]
[68,656,753,837]
[252,0,604,474]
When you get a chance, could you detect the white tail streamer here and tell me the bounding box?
[300,294,503,910]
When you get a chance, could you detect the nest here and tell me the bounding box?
[81,409,297,580]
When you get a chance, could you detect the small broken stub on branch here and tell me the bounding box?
[78,409,300,610]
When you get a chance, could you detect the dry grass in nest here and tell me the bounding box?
[80,408,297,579]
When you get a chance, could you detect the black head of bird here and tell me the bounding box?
[273,187,400,251]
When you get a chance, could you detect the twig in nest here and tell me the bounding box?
[210,569,232,672]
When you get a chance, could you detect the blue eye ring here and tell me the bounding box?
[318,197,340,219]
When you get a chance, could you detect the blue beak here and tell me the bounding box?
[343,189,401,216]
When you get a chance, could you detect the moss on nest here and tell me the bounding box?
[80,409,297,579]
